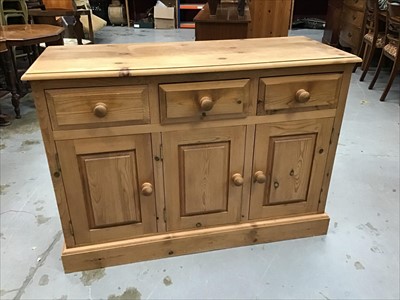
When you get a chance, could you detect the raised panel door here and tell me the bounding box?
[163,126,246,231]
[249,119,334,219]
[56,134,157,245]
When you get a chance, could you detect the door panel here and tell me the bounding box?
[163,126,246,231]
[179,142,230,216]
[249,119,334,219]
[266,134,316,205]
[80,152,141,228]
[56,134,157,245]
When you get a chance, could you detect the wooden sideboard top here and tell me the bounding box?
[23,36,361,81]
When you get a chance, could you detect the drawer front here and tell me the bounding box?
[46,85,150,129]
[260,73,342,112]
[341,7,364,28]
[339,24,361,48]
[343,0,365,11]
[159,79,250,123]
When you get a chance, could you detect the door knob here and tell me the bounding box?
[232,173,244,186]
[295,89,310,103]
[141,182,153,196]
[199,96,214,111]
[93,102,108,117]
[254,171,266,184]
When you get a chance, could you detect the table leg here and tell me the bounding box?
[2,47,21,119]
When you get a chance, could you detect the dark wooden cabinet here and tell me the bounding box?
[322,0,343,46]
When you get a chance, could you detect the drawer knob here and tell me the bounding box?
[295,89,311,103]
[254,171,267,184]
[232,173,244,186]
[93,102,108,118]
[199,96,214,111]
[141,182,153,196]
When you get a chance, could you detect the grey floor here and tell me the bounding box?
[0,28,399,300]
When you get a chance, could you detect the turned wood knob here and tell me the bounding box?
[232,173,244,186]
[295,89,311,103]
[254,171,267,184]
[141,182,153,196]
[199,96,214,111]
[93,102,108,117]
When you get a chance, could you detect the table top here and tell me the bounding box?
[0,24,64,42]
[22,36,362,81]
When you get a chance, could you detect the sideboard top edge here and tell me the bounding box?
[22,37,361,81]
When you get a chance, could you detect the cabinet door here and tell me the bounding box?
[56,134,157,245]
[249,119,334,219]
[163,126,246,231]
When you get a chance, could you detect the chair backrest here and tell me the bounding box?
[364,0,381,37]
[384,2,400,58]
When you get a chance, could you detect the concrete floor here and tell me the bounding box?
[0,28,399,300]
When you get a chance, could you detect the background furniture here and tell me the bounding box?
[23,37,360,273]
[0,24,64,117]
[247,0,293,37]
[358,0,386,81]
[178,0,206,28]
[369,1,400,101]
[29,8,92,45]
[0,0,29,24]
[339,0,367,53]
[194,2,251,40]
[322,0,343,47]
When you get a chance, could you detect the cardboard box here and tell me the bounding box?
[154,3,175,29]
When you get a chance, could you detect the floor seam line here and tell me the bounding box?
[13,230,62,300]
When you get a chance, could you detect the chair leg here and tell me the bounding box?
[360,43,368,71]
[354,40,366,72]
[369,52,385,89]
[360,44,376,81]
[379,60,400,102]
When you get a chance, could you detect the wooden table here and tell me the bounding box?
[0,24,64,118]
[194,3,251,41]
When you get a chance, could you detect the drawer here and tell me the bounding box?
[343,0,365,11]
[46,85,150,129]
[259,73,342,113]
[341,7,364,28]
[159,79,250,123]
[339,23,361,49]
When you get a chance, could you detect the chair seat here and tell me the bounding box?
[384,42,398,58]
[364,32,386,47]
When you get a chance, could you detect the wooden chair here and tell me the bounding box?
[368,1,400,101]
[358,0,387,81]
[73,0,107,43]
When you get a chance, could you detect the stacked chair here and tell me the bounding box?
[0,0,28,24]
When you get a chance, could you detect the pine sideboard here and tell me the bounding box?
[22,37,361,273]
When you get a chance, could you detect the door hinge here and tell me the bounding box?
[163,207,167,223]
[55,153,61,171]
[329,126,335,145]
[159,144,164,161]
[69,221,75,237]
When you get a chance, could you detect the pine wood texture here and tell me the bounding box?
[24,37,361,272]
[45,85,150,129]
[56,135,157,245]
[21,37,360,81]
[62,214,330,273]
[159,79,250,123]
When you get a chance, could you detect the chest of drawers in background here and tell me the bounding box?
[23,37,360,272]
[339,0,366,53]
